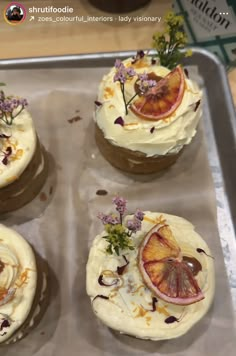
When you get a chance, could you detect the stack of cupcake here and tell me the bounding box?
[0,88,48,214]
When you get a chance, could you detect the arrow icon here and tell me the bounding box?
[29,16,35,21]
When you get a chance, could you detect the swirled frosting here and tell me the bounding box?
[0,224,37,343]
[86,212,215,340]
[0,109,37,188]
[95,57,202,156]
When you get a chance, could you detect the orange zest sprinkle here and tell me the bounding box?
[131,59,147,69]
[157,305,170,317]
[0,287,8,299]
[134,305,148,318]
[146,316,152,325]
[104,87,114,99]
[15,268,31,288]
[11,149,24,161]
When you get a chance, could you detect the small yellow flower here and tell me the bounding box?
[185,49,193,57]
[175,31,184,41]
[152,32,163,41]
[164,11,175,23]
[164,12,184,26]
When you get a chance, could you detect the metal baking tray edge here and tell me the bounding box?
[1,47,236,308]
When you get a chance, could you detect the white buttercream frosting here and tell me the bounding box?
[95,57,202,156]
[0,109,37,188]
[0,224,37,343]
[86,212,215,340]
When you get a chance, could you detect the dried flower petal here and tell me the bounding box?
[113,60,136,84]
[150,127,155,134]
[98,274,119,287]
[2,156,8,166]
[95,100,102,107]
[97,213,119,225]
[131,50,145,64]
[114,116,124,126]
[0,133,10,139]
[127,218,142,233]
[165,315,178,324]
[134,209,145,221]
[112,196,127,216]
[194,100,201,112]
[137,72,157,93]
[0,91,28,125]
[0,319,10,331]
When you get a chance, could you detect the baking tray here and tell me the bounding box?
[0,48,236,355]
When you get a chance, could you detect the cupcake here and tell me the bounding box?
[0,224,48,344]
[94,13,202,174]
[86,197,215,340]
[0,89,48,214]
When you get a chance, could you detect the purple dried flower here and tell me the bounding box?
[112,196,127,216]
[113,60,136,84]
[19,98,28,107]
[138,73,157,93]
[134,209,144,221]
[126,209,144,234]
[114,116,124,126]
[126,67,136,76]
[138,72,148,81]
[115,59,122,69]
[0,92,28,125]
[127,218,142,233]
[97,213,119,225]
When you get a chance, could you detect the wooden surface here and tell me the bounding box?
[1,0,170,58]
[1,0,235,104]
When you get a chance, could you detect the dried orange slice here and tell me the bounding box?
[139,224,204,305]
[130,66,185,121]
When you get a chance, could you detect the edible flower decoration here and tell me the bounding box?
[0,90,28,126]
[98,196,144,256]
[152,11,192,69]
[113,60,157,115]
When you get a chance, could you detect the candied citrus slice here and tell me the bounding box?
[139,224,204,305]
[130,66,185,121]
[141,225,180,263]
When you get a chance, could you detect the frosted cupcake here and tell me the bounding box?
[0,88,48,214]
[94,13,202,174]
[86,197,215,340]
[0,224,48,344]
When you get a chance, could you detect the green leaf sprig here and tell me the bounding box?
[98,197,145,256]
[152,11,192,70]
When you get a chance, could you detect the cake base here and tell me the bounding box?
[95,124,183,174]
[0,138,49,214]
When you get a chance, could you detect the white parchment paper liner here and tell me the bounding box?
[0,66,235,355]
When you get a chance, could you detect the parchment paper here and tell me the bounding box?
[0,66,235,356]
